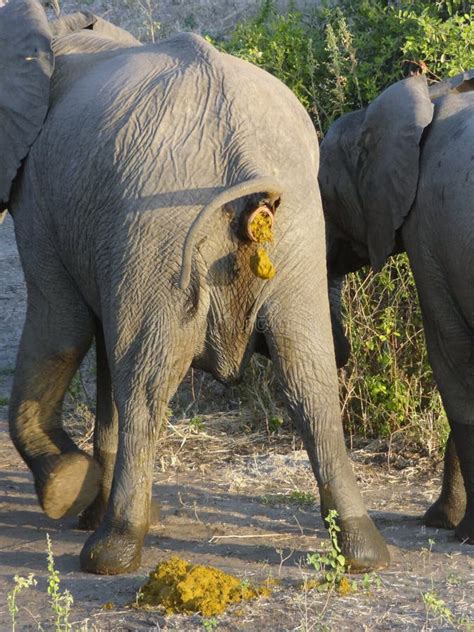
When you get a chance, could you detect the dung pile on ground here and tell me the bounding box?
[136,556,272,616]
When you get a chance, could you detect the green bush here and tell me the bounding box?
[220,0,473,132]
[219,0,473,448]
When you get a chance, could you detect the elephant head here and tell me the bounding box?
[319,72,474,365]
[319,75,434,275]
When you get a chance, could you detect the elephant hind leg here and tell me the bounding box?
[78,324,161,531]
[262,286,390,571]
[8,280,101,520]
[423,432,466,529]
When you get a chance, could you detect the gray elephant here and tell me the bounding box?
[320,71,474,545]
[1,1,389,574]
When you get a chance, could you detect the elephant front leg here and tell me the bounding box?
[264,290,390,571]
[80,339,190,574]
[423,432,466,529]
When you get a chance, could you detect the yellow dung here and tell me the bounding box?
[137,556,272,616]
[250,247,276,280]
[248,209,273,243]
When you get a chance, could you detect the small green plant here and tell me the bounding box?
[306,510,380,595]
[189,416,205,432]
[7,572,37,632]
[261,491,315,507]
[446,572,463,586]
[360,572,382,591]
[46,533,74,632]
[423,589,455,626]
[0,396,9,406]
[6,536,75,630]
[268,415,284,433]
[288,491,315,506]
[202,617,219,631]
[306,510,349,592]
[240,578,251,593]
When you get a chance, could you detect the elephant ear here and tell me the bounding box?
[0,0,53,210]
[428,69,474,100]
[357,75,434,270]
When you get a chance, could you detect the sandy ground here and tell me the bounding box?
[0,2,473,630]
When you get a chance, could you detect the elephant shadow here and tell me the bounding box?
[151,481,465,561]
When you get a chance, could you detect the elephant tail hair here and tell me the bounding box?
[179,176,284,290]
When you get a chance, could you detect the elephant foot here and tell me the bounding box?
[80,525,144,575]
[37,452,101,520]
[337,515,390,573]
[423,497,465,530]
[78,496,161,531]
[454,513,474,544]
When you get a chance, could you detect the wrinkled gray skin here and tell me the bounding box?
[1,0,389,574]
[320,72,474,545]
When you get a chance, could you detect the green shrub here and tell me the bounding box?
[219,0,473,448]
[219,0,473,132]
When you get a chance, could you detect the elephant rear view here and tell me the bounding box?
[2,0,389,574]
[320,71,474,546]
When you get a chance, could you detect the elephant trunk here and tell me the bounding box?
[179,176,283,290]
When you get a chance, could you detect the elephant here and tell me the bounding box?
[1,0,390,574]
[319,70,474,545]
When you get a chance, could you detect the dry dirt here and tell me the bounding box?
[1,2,474,630]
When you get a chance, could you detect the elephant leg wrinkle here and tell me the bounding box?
[264,285,390,572]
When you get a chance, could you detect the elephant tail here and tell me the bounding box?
[179,176,284,290]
